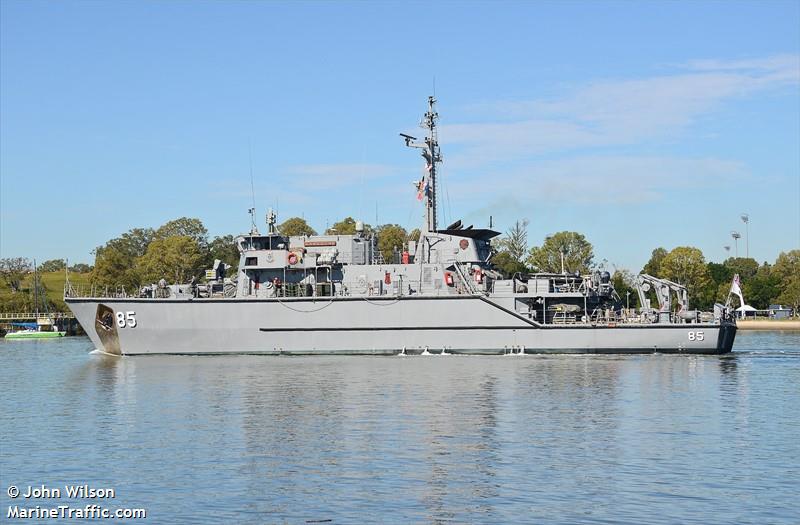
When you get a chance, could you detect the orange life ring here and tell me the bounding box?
[288,253,298,265]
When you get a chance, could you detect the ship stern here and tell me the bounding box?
[716,319,737,354]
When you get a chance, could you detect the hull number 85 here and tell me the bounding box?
[115,311,137,328]
[688,331,704,341]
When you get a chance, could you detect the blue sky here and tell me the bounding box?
[1,1,798,272]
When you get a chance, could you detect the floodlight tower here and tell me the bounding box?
[731,231,741,258]
[740,213,750,259]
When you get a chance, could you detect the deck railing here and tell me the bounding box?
[64,283,132,299]
[0,312,75,320]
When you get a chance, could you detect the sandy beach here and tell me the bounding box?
[737,319,800,330]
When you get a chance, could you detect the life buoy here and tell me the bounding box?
[288,252,298,265]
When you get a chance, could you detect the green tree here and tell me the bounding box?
[527,231,594,274]
[137,236,205,284]
[1,290,34,313]
[327,217,357,235]
[118,227,156,256]
[408,228,421,242]
[326,217,372,235]
[69,263,93,273]
[716,280,736,306]
[0,257,32,292]
[495,220,529,262]
[279,217,317,236]
[660,247,711,308]
[92,220,211,290]
[707,262,732,285]
[155,218,208,247]
[208,235,240,274]
[745,263,780,310]
[612,269,639,309]
[375,224,408,261]
[491,251,528,278]
[642,247,668,276]
[39,259,66,273]
[91,228,154,289]
[723,257,759,281]
[773,250,800,314]
[706,261,733,304]
[92,244,141,290]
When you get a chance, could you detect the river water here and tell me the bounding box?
[1,331,798,524]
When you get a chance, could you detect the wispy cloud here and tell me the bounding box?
[210,55,794,218]
[685,53,799,76]
[203,163,399,209]
[452,155,748,205]
[285,163,398,189]
[442,54,800,167]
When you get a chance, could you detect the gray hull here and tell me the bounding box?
[66,296,736,356]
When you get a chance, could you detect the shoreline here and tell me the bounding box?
[737,319,800,331]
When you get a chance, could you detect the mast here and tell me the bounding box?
[402,96,442,233]
[33,259,39,326]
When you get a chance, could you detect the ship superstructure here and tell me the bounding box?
[65,97,736,356]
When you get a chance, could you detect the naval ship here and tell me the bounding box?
[65,97,737,356]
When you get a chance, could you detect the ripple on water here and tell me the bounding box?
[1,332,798,524]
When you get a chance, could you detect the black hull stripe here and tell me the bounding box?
[260,325,526,332]
[477,295,543,327]
[259,325,728,332]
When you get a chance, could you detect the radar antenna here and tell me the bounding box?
[248,207,259,235]
[401,96,442,232]
[266,208,277,234]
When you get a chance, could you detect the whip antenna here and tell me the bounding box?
[247,140,259,234]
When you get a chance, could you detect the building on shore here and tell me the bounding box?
[769,304,794,319]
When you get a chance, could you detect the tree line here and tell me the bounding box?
[490,220,799,314]
[0,216,421,296]
[3,215,796,315]
[88,216,421,291]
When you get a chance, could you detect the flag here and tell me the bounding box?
[729,273,745,307]
[416,179,424,201]
[730,274,742,296]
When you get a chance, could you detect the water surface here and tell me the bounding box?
[1,332,798,524]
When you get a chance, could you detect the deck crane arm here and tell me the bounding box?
[636,274,689,312]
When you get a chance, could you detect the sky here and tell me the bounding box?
[1,0,799,272]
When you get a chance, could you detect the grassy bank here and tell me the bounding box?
[0,271,91,312]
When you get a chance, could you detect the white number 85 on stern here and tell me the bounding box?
[688,331,704,341]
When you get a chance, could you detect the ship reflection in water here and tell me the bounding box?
[1,333,798,524]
